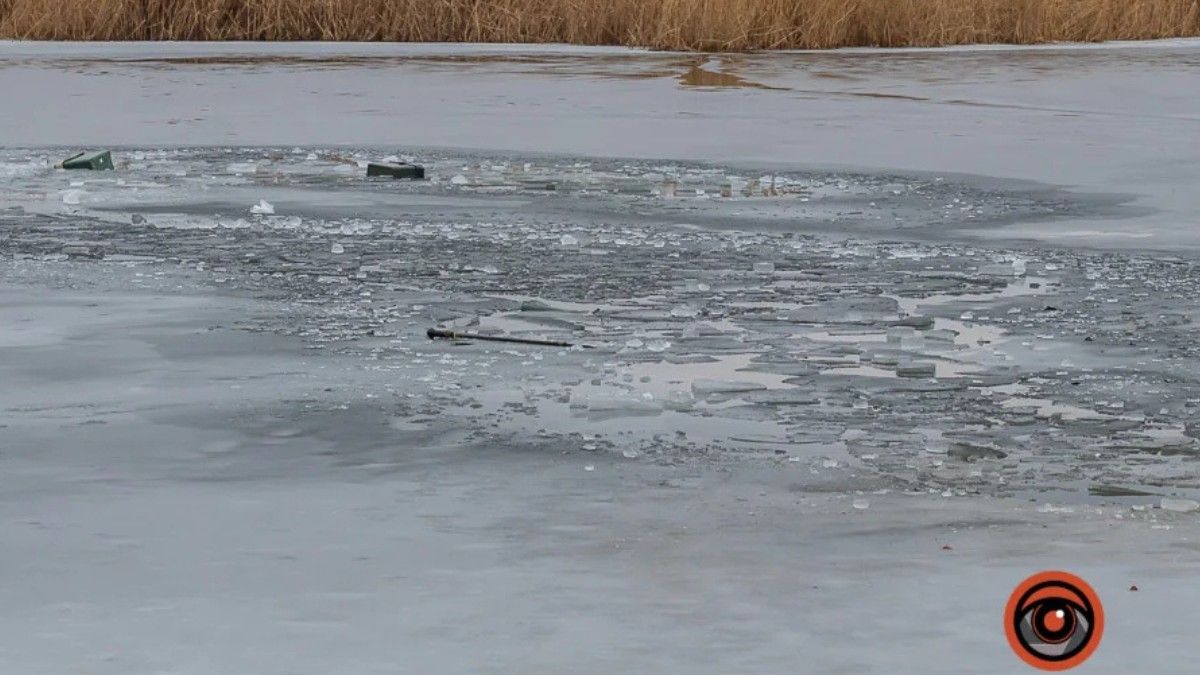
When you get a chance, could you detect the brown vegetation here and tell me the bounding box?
[1,0,1198,50]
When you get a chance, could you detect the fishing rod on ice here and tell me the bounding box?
[426,327,594,349]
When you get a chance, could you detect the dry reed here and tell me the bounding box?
[1,0,1197,49]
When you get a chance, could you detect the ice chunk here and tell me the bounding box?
[520,299,556,312]
[330,242,345,254]
[753,261,776,273]
[789,296,899,324]
[852,499,870,510]
[691,379,768,395]
[1161,498,1200,513]
[896,362,936,378]
[61,189,84,205]
[661,390,696,412]
[571,393,662,418]
[559,234,579,246]
[450,174,469,185]
[645,339,671,353]
[980,259,1026,276]
[250,199,274,215]
[925,329,958,343]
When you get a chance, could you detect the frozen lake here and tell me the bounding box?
[3,39,1200,247]
[2,41,1200,673]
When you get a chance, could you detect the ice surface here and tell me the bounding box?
[4,41,1200,674]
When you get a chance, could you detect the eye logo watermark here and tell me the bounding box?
[1005,571,1104,671]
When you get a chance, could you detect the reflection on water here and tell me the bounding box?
[678,59,782,90]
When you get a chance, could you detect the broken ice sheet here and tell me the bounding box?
[4,145,1195,501]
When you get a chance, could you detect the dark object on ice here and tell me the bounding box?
[367,162,425,180]
[948,442,1007,462]
[426,327,586,348]
[62,150,114,171]
[895,315,935,329]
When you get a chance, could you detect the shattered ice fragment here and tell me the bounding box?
[691,379,768,396]
[450,174,469,185]
[980,260,1025,276]
[250,200,274,215]
[925,329,958,343]
[753,261,775,273]
[520,299,555,312]
[572,393,662,417]
[622,449,640,459]
[330,242,345,254]
[584,465,595,472]
[896,362,936,378]
[645,339,671,353]
[852,499,870,510]
[1161,498,1200,513]
[669,305,699,318]
[559,234,579,246]
[61,189,84,205]
[661,390,696,412]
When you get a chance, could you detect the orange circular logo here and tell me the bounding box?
[1004,571,1104,670]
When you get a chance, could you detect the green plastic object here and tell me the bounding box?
[62,151,114,171]
[367,162,425,180]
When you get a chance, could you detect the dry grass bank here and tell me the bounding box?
[1,0,1198,49]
